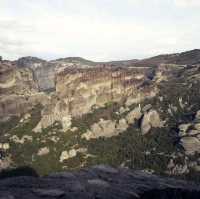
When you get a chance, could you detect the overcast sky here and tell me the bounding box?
[0,0,200,61]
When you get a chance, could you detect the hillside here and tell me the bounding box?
[1,49,200,183]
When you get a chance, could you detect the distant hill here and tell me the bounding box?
[134,49,200,67]
[11,49,200,68]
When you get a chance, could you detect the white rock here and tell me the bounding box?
[59,149,77,162]
[37,147,50,156]
[82,119,116,140]
[126,106,142,124]
[10,135,32,144]
[194,123,200,131]
[141,109,163,135]
[116,119,128,133]
[195,110,200,121]
[33,121,42,133]
[0,143,10,150]
[178,123,192,136]
[62,116,72,131]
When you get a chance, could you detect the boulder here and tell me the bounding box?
[61,115,72,131]
[60,149,77,162]
[126,106,142,124]
[116,119,128,133]
[0,143,10,150]
[82,119,116,140]
[37,147,50,156]
[195,110,200,121]
[178,123,192,136]
[142,104,152,112]
[194,123,200,131]
[180,137,200,155]
[141,109,163,135]
[59,148,87,162]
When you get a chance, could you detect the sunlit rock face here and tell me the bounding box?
[56,67,154,116]
[0,61,40,120]
[34,67,157,130]
[0,61,39,95]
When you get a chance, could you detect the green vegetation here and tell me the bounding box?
[0,166,38,179]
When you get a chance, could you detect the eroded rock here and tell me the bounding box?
[141,109,163,135]
[37,147,50,156]
[82,119,116,140]
[180,137,200,155]
[125,106,142,124]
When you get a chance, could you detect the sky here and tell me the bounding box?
[0,0,200,61]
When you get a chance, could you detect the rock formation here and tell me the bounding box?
[1,49,200,181]
[0,165,199,199]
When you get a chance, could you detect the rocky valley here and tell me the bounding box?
[1,50,200,197]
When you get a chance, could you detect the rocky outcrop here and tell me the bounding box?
[82,119,117,140]
[0,165,199,199]
[126,106,142,124]
[180,137,200,155]
[81,106,164,140]
[16,57,55,91]
[37,147,50,156]
[59,148,87,162]
[0,60,51,120]
[141,109,163,135]
[178,110,200,155]
[33,67,157,131]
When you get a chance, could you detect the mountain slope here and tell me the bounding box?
[1,49,200,182]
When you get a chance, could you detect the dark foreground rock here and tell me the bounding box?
[0,165,200,199]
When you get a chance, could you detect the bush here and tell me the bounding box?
[0,166,38,179]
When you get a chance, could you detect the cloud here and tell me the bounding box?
[0,0,199,61]
[174,0,200,7]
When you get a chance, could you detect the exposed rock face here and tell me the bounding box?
[178,110,200,155]
[59,148,87,162]
[56,68,151,116]
[0,166,199,199]
[0,60,51,120]
[16,57,55,91]
[34,67,156,131]
[0,61,39,95]
[9,135,33,144]
[82,119,116,140]
[141,109,163,135]
[126,106,142,124]
[37,147,50,156]
[180,137,200,155]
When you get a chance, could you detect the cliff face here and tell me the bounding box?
[56,67,152,115]
[15,56,102,92]
[0,61,38,95]
[34,66,158,131]
[0,60,41,119]
[16,57,56,92]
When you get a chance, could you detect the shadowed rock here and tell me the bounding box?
[0,165,199,199]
